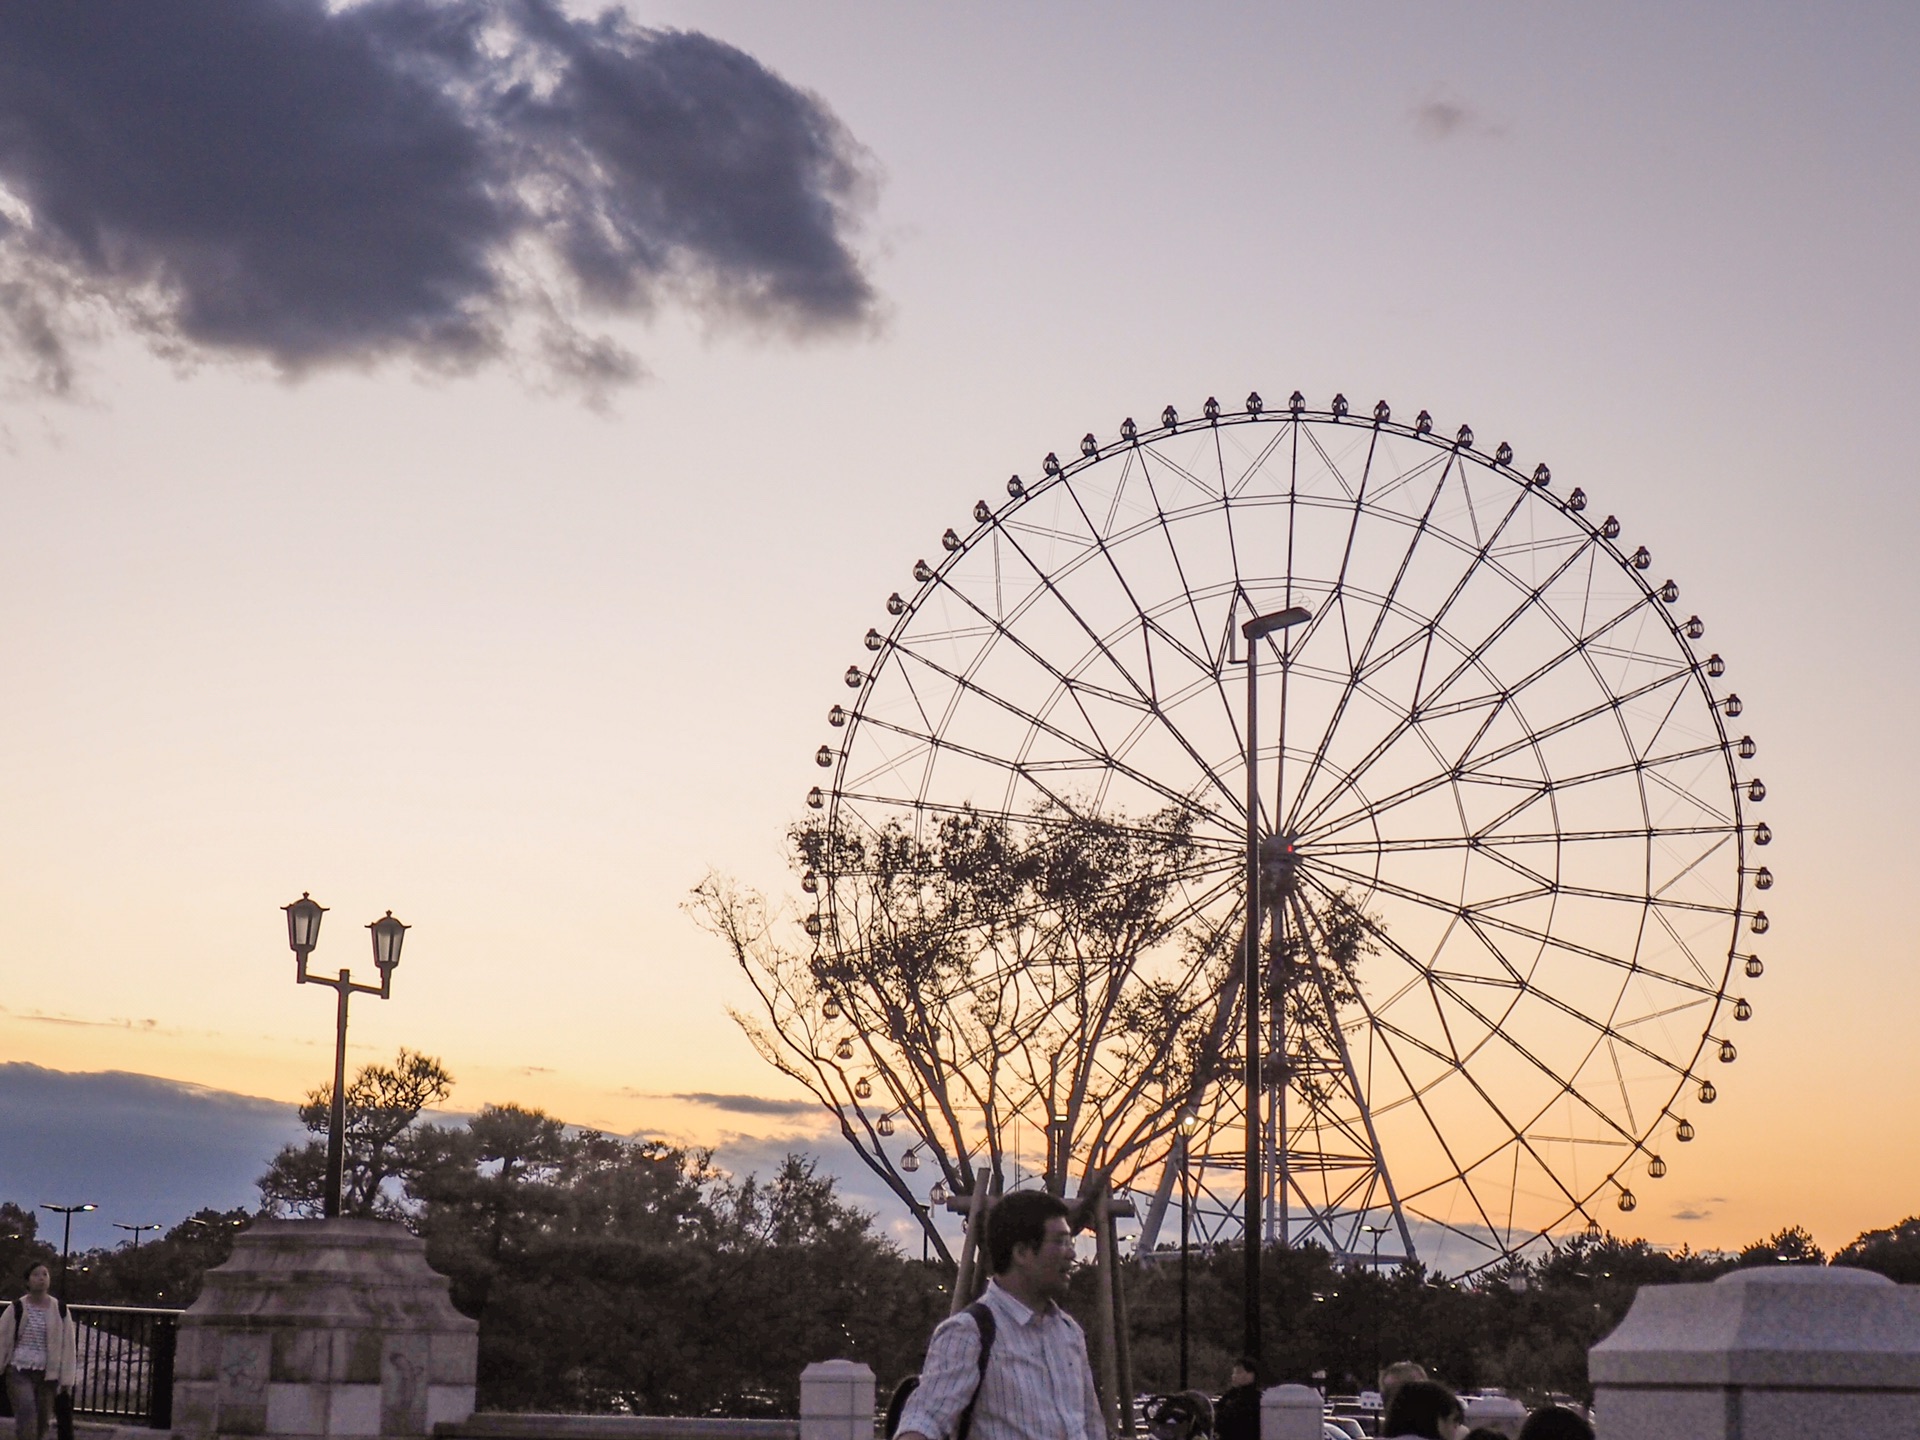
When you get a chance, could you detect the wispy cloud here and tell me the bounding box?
[3,1006,162,1033]
[671,1091,820,1118]
[1409,92,1506,142]
[0,0,880,400]
[1672,1206,1713,1222]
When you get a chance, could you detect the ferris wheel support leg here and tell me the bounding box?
[1291,889,1419,1268]
[1137,941,1248,1254]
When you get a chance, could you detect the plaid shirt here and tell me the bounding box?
[898,1280,1108,1440]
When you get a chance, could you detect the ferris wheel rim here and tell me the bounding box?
[804,393,1764,1270]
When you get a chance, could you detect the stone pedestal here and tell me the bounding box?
[797,1361,873,1440]
[173,1218,478,1440]
[1590,1265,1920,1440]
[1258,1384,1323,1440]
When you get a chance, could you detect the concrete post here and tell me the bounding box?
[799,1360,875,1440]
[1590,1265,1920,1440]
[1259,1384,1322,1440]
[172,1218,476,1440]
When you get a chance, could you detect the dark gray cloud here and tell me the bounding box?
[0,0,878,396]
[0,1063,305,1227]
[672,1091,820,1118]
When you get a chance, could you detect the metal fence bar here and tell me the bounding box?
[67,1305,183,1429]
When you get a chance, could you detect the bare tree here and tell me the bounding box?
[692,803,1239,1260]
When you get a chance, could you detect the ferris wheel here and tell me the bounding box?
[807,392,1768,1275]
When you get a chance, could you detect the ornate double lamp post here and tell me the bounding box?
[282,893,410,1219]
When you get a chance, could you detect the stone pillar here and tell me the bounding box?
[799,1360,874,1440]
[173,1218,478,1440]
[1258,1384,1323,1440]
[1460,1391,1526,1437]
[1590,1265,1920,1440]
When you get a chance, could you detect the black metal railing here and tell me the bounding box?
[68,1305,181,1429]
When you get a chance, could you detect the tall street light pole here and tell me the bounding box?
[1360,1223,1387,1386]
[41,1202,96,1292]
[113,1222,161,1250]
[282,894,411,1219]
[1240,604,1312,1367]
[1177,1110,1199,1389]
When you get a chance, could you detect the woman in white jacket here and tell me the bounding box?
[0,1262,78,1440]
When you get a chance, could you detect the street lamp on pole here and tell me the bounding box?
[282,894,411,1219]
[40,1203,96,1292]
[1240,604,1312,1367]
[1177,1109,1200,1389]
[113,1223,162,1249]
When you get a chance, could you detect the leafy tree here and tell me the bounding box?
[409,1123,942,1415]
[0,1205,55,1295]
[1735,1224,1826,1267]
[1834,1216,1920,1283]
[258,1048,453,1217]
[67,1209,252,1307]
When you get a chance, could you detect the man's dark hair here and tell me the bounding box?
[1232,1357,1258,1380]
[1517,1408,1595,1440]
[1381,1381,1463,1440]
[986,1189,1070,1274]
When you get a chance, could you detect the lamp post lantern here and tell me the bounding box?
[1239,604,1312,1367]
[281,893,411,1219]
[113,1222,161,1249]
[41,1202,96,1292]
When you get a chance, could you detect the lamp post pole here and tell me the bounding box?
[1361,1223,1386,1386]
[1240,605,1312,1366]
[41,1203,96,1293]
[282,895,411,1219]
[113,1222,161,1250]
[1177,1111,1199,1389]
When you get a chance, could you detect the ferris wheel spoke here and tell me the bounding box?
[1298,861,1727,1051]
[1292,549,1646,840]
[979,518,1253,818]
[1298,662,1715,847]
[1284,473,1464,829]
[1134,455,1241,681]
[1318,534,1661,806]
[1299,872,1649,1186]
[1297,852,1727,1003]
[1294,947,1514,1240]
[866,643,1229,827]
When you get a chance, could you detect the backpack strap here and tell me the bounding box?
[954,1301,997,1440]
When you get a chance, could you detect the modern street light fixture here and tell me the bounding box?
[1239,604,1312,1365]
[40,1203,96,1292]
[282,893,410,1219]
[1177,1109,1200,1389]
[113,1222,162,1249]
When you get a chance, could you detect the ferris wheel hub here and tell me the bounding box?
[1259,831,1301,892]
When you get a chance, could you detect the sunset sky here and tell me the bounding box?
[0,1,1915,1258]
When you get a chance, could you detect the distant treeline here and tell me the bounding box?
[10,1048,1920,1412]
